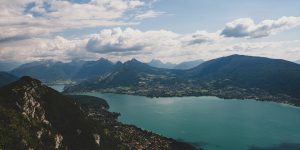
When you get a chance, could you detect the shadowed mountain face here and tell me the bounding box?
[0,72,18,87]
[0,76,199,150]
[10,59,115,82]
[0,61,21,71]
[186,55,300,98]
[147,59,177,69]
[10,60,83,82]
[173,60,204,70]
[71,58,115,80]
[64,59,181,92]
[147,59,204,70]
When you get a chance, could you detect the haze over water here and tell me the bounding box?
[81,92,300,150]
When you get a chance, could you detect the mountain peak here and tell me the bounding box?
[97,57,110,62]
[125,58,143,65]
[147,59,176,69]
[4,76,46,98]
[149,59,163,63]
[130,58,139,62]
[18,76,42,86]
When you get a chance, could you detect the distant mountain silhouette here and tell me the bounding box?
[0,72,18,87]
[11,59,115,82]
[174,59,204,70]
[71,58,115,80]
[148,59,204,70]
[147,59,177,69]
[0,61,21,71]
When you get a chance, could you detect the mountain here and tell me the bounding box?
[0,61,21,71]
[0,76,198,150]
[147,59,204,70]
[295,60,300,64]
[10,60,83,82]
[0,76,101,149]
[174,59,204,70]
[147,59,177,69]
[72,58,115,80]
[0,72,18,87]
[187,55,300,99]
[64,59,181,93]
[65,55,300,106]
[11,59,115,82]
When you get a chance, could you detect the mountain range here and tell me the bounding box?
[147,59,204,69]
[0,72,18,87]
[10,58,204,83]
[5,54,300,106]
[10,59,115,83]
[0,61,21,71]
[0,76,198,149]
[64,55,300,106]
[9,58,203,83]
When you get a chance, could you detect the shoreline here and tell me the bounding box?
[68,90,300,108]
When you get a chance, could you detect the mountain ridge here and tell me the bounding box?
[147,59,204,69]
[0,76,199,150]
[64,54,300,106]
[0,72,18,87]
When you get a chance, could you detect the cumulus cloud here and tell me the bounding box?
[0,36,94,62]
[0,0,149,42]
[85,27,219,54]
[221,16,300,38]
[86,28,147,54]
[1,6,300,64]
[182,31,221,45]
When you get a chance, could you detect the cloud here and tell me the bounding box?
[0,36,94,62]
[86,28,146,54]
[221,16,300,38]
[134,10,166,20]
[1,7,300,64]
[85,27,218,54]
[1,29,300,63]
[182,31,221,45]
[0,0,149,42]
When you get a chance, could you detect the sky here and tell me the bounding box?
[1,0,300,64]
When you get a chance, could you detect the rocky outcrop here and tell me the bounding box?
[0,77,199,150]
[0,76,100,149]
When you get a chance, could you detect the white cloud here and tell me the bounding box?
[85,27,219,55]
[0,0,149,42]
[1,9,300,64]
[134,10,165,20]
[0,36,95,62]
[221,16,300,38]
[1,28,300,63]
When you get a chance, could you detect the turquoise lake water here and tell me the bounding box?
[48,84,65,92]
[49,85,300,150]
[80,92,300,150]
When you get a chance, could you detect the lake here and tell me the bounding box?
[44,82,300,150]
[48,84,65,92]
